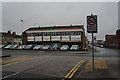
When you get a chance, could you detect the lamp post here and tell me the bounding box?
[21,19,23,46]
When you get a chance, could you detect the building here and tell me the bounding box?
[0,31,22,45]
[22,25,87,49]
[105,29,120,48]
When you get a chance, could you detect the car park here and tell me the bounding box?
[70,45,79,50]
[60,45,69,50]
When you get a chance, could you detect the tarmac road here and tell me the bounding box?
[2,55,86,79]
[1,47,119,79]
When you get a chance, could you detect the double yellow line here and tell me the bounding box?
[64,60,84,78]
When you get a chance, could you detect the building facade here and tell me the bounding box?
[105,29,120,48]
[0,31,22,45]
[23,25,87,49]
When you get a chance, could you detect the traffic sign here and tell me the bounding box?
[87,14,97,33]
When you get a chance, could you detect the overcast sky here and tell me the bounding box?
[2,2,118,41]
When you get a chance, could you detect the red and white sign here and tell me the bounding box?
[87,14,97,33]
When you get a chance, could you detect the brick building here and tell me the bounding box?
[0,31,22,45]
[22,25,87,49]
[105,29,120,48]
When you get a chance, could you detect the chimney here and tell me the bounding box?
[7,30,11,34]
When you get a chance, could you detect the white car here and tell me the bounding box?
[9,45,19,49]
[4,45,13,49]
[70,45,79,50]
[42,45,50,50]
[33,45,43,49]
[24,45,33,49]
[100,45,104,48]
[52,44,59,50]
[60,45,69,50]
[0,45,3,48]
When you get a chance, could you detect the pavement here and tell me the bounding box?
[75,58,119,80]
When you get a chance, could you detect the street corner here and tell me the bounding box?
[84,59,108,72]
[77,59,110,78]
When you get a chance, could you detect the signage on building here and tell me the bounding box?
[61,40,82,42]
[35,36,42,41]
[87,14,97,33]
[51,36,60,41]
[27,36,34,41]
[43,36,50,41]
[71,35,81,41]
[62,36,69,41]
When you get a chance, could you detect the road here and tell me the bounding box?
[1,47,119,79]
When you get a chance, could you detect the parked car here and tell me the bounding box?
[70,45,79,50]
[0,45,5,48]
[100,45,104,48]
[88,44,92,48]
[52,44,59,50]
[17,45,26,49]
[33,45,43,49]
[0,45,3,49]
[42,45,50,50]
[10,45,19,49]
[24,45,34,49]
[4,45,13,49]
[60,45,69,50]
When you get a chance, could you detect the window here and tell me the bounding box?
[39,33,42,36]
[44,33,47,36]
[27,33,32,36]
[35,33,39,36]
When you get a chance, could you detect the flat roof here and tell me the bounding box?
[26,25,84,31]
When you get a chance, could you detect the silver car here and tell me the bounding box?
[42,45,50,50]
[33,45,43,49]
[70,45,79,50]
[60,45,69,50]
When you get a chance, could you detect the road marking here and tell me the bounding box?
[0,57,38,68]
[39,51,44,52]
[64,60,84,78]
[2,72,20,79]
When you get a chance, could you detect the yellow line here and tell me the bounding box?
[68,60,84,78]
[64,60,84,78]
[0,57,38,68]
[64,60,81,78]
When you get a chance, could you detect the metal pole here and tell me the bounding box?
[92,31,94,70]
[21,20,23,47]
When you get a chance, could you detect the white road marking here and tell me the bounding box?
[39,51,44,52]
[1,57,38,68]
[2,72,20,79]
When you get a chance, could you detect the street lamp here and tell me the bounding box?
[21,19,23,45]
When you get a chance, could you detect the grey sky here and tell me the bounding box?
[2,2,118,41]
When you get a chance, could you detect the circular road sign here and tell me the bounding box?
[87,16,97,26]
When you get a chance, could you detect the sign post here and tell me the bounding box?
[87,14,98,70]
